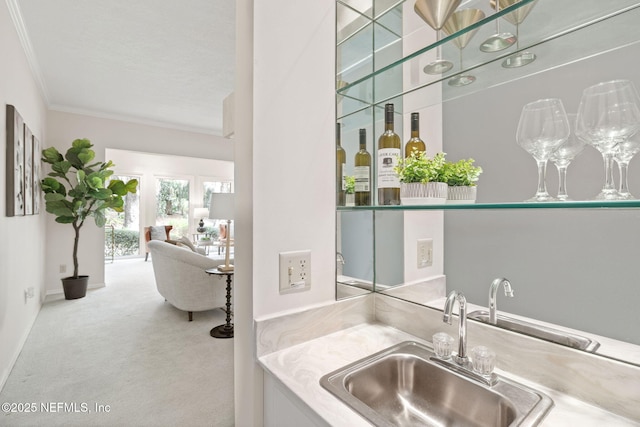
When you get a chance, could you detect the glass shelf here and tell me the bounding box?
[338,200,640,211]
[336,0,640,119]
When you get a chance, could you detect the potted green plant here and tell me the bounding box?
[345,175,356,206]
[41,138,138,299]
[443,158,483,204]
[394,150,448,205]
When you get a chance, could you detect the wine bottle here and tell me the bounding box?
[405,112,426,158]
[354,128,371,206]
[336,123,346,206]
[377,103,401,205]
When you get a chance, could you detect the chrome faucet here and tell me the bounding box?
[489,278,514,325]
[443,290,468,365]
[336,252,345,266]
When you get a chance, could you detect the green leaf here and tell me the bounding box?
[93,209,106,227]
[125,179,139,193]
[45,200,74,217]
[41,177,61,192]
[71,138,92,150]
[42,147,63,164]
[93,188,112,200]
[55,216,75,224]
[108,180,126,195]
[52,161,72,175]
[44,193,65,202]
[77,149,95,165]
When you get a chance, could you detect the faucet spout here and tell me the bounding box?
[443,290,468,365]
[489,278,514,325]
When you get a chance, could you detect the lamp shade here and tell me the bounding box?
[209,193,234,220]
[194,208,209,219]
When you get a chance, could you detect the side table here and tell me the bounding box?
[205,268,234,338]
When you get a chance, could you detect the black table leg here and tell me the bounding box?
[211,273,234,338]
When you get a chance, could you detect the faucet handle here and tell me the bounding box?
[471,346,496,376]
[432,332,455,360]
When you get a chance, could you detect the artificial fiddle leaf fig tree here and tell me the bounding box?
[41,138,138,299]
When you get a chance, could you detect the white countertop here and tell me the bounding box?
[259,322,639,427]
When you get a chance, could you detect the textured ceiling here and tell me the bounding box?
[12,0,235,135]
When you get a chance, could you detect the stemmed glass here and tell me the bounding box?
[516,98,570,202]
[415,0,462,75]
[575,79,640,200]
[549,114,586,201]
[614,138,640,199]
[442,8,486,87]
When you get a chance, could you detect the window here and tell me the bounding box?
[156,178,190,237]
[105,175,141,259]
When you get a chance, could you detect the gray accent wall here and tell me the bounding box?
[443,43,640,345]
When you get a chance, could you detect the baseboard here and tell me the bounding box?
[0,302,42,393]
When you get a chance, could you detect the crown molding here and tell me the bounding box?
[48,104,224,137]
[6,0,50,105]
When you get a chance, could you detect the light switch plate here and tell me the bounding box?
[279,250,311,294]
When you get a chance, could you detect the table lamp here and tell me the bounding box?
[209,193,234,271]
[194,208,209,233]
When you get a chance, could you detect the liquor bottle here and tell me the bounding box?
[336,123,346,206]
[354,128,371,206]
[377,103,401,205]
[405,112,426,158]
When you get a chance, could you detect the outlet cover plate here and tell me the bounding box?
[279,250,311,294]
[417,238,433,268]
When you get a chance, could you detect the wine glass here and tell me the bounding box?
[614,138,640,199]
[575,79,640,200]
[549,114,586,201]
[517,98,570,202]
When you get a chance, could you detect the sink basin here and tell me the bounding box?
[467,310,600,353]
[320,341,553,427]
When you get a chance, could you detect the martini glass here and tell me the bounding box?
[614,138,640,199]
[495,0,539,68]
[415,0,462,75]
[549,114,586,201]
[517,98,570,202]
[575,79,640,200]
[480,0,516,53]
[442,8,486,87]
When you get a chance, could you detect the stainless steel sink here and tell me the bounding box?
[467,310,600,353]
[320,341,553,427]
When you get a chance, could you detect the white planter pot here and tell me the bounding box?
[345,193,355,206]
[400,182,448,205]
[447,185,477,204]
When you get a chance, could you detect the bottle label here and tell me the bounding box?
[341,168,346,191]
[377,148,400,188]
[354,166,370,191]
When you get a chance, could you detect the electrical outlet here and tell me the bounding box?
[59,264,67,274]
[279,250,311,294]
[417,238,433,268]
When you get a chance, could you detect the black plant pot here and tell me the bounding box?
[62,276,89,300]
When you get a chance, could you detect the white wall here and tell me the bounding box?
[252,0,335,319]
[44,110,234,294]
[234,0,335,425]
[0,1,48,390]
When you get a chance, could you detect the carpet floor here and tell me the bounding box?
[0,258,234,427]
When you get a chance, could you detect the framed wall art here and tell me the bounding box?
[24,125,33,215]
[6,105,25,216]
[32,135,41,214]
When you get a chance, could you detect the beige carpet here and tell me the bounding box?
[0,258,234,427]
